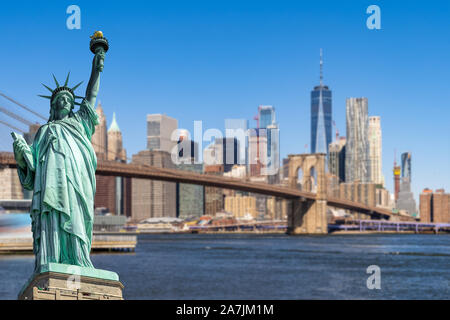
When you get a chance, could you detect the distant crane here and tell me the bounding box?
[332,120,339,141]
[394,148,397,167]
[253,105,262,128]
[253,114,259,129]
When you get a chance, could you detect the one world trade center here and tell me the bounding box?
[310,49,332,155]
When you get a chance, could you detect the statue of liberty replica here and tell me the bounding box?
[13,32,124,300]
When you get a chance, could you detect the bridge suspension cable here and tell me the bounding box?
[0,105,34,127]
[0,91,47,121]
[0,119,25,133]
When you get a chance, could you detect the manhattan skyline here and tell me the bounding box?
[0,1,448,202]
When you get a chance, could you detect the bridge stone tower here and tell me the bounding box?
[287,153,327,234]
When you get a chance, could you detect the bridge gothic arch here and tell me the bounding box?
[287,154,326,197]
[286,154,327,234]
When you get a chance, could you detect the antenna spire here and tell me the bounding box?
[320,48,323,86]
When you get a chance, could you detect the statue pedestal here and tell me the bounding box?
[18,263,124,300]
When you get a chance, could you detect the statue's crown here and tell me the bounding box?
[38,72,84,105]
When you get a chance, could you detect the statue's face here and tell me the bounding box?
[54,92,73,118]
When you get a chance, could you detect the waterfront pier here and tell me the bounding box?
[0,235,137,254]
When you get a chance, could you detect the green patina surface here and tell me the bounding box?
[38,263,119,281]
[12,33,117,298]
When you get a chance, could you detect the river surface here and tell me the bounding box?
[0,233,449,299]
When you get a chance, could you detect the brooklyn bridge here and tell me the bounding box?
[0,151,391,234]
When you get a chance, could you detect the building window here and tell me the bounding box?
[147,121,160,136]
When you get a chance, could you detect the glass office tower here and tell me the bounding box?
[397,152,417,215]
[225,118,249,165]
[311,49,332,155]
[401,152,412,180]
[259,105,275,129]
[257,105,279,176]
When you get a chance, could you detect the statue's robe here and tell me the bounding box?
[17,99,99,270]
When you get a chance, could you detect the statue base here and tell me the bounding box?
[18,263,124,300]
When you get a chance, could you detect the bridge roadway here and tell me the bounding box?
[0,152,391,218]
[0,199,31,211]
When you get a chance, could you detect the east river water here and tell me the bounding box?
[0,233,449,299]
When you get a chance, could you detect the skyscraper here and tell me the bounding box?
[420,189,450,223]
[176,129,199,164]
[266,123,280,178]
[107,113,127,216]
[131,150,177,221]
[175,130,204,219]
[176,163,204,219]
[204,137,240,172]
[91,102,107,158]
[393,164,401,201]
[257,105,280,177]
[368,116,383,185]
[397,152,417,216]
[328,137,346,182]
[203,164,225,216]
[146,114,178,153]
[248,128,267,177]
[311,49,332,155]
[258,105,275,129]
[0,168,23,200]
[401,152,412,180]
[345,97,370,183]
[93,110,129,216]
[225,118,248,165]
[107,112,126,162]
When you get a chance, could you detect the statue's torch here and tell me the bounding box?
[89,31,109,71]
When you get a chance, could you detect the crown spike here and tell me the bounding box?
[72,81,83,91]
[42,83,53,92]
[38,95,52,99]
[64,71,70,87]
[52,74,60,87]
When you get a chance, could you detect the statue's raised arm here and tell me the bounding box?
[86,31,108,107]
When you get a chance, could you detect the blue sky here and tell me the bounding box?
[0,0,449,201]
